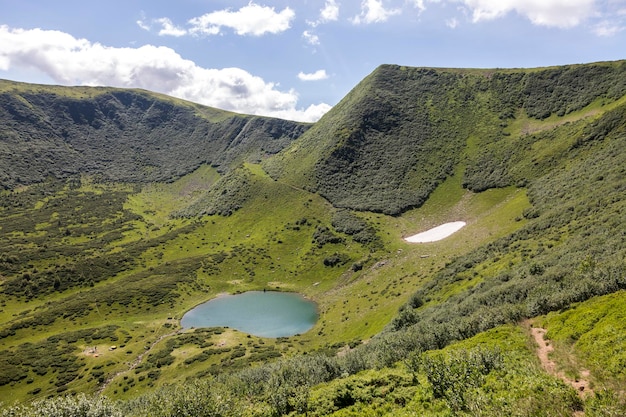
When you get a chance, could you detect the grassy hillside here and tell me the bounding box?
[266,60,626,214]
[1,60,626,416]
[0,79,309,189]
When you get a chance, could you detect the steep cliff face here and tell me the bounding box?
[0,82,310,189]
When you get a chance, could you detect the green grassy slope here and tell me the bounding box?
[267,60,626,214]
[390,99,626,333]
[1,60,626,416]
[0,80,310,189]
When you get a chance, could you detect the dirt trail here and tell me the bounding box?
[528,323,593,400]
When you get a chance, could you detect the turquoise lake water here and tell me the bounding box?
[180,291,318,338]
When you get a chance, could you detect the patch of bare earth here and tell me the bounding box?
[526,321,592,416]
[520,109,601,136]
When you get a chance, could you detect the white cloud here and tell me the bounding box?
[351,0,401,24]
[272,102,332,122]
[136,18,151,32]
[459,0,596,28]
[446,17,459,28]
[155,17,187,37]
[320,0,340,22]
[0,25,329,122]
[188,3,295,36]
[308,0,340,28]
[406,0,623,34]
[302,30,320,45]
[592,20,625,36]
[410,0,445,16]
[589,4,626,37]
[298,69,329,81]
[412,0,427,13]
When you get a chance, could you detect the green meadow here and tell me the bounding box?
[1,60,625,415]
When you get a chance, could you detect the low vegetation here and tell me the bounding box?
[1,60,625,415]
[0,81,309,189]
[265,60,626,214]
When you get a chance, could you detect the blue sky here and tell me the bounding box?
[1,0,625,121]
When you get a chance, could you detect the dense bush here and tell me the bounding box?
[1,394,122,417]
[312,225,343,247]
[411,348,504,412]
[331,210,380,247]
[323,253,351,267]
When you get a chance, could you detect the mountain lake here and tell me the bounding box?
[180,291,318,338]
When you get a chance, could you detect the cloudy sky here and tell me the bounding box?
[1,0,625,122]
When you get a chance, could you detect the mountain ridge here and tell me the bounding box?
[0,79,310,189]
[1,59,625,415]
[265,60,626,214]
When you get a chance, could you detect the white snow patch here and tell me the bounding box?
[404,221,466,243]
